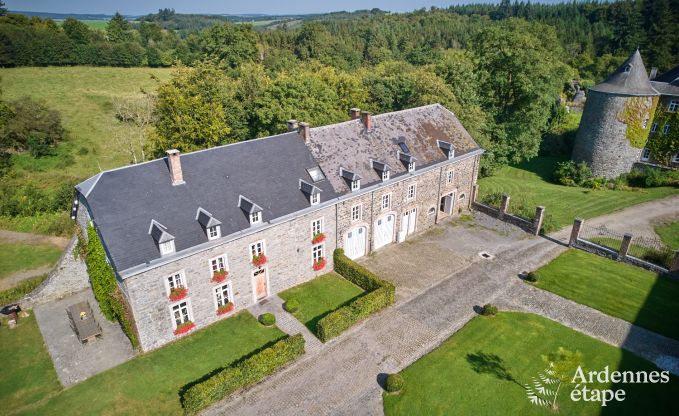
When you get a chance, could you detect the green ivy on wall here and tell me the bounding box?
[647,105,679,164]
[617,96,658,149]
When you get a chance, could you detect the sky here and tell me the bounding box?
[6,0,511,16]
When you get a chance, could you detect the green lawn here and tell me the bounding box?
[655,220,679,249]
[7,312,285,415]
[384,312,679,415]
[0,314,61,412]
[533,249,679,341]
[478,156,678,232]
[56,19,109,30]
[0,243,63,280]
[278,272,365,334]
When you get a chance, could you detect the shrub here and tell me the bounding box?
[283,299,300,313]
[481,304,498,316]
[181,334,305,413]
[258,313,276,326]
[524,272,538,282]
[553,160,592,186]
[0,273,48,306]
[623,168,679,188]
[481,192,503,207]
[385,373,405,393]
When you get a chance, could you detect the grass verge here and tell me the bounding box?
[0,244,63,280]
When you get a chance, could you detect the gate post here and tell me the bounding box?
[533,206,545,236]
[569,218,584,246]
[499,194,510,219]
[618,233,633,259]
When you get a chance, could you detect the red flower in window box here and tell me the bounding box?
[311,232,326,244]
[168,287,188,302]
[217,302,235,316]
[252,253,267,267]
[173,321,195,335]
[212,269,228,283]
[313,257,327,271]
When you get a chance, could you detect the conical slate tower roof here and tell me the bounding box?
[590,50,658,96]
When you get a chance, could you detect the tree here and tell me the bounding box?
[113,91,156,163]
[198,23,258,68]
[2,97,64,156]
[106,12,131,43]
[62,18,91,44]
[0,1,7,17]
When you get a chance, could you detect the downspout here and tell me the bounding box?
[369,190,374,254]
[435,165,443,223]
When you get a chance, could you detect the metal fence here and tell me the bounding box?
[627,235,674,269]
[578,224,625,252]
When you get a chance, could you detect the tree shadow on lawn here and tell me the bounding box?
[466,351,525,389]
[304,292,367,335]
[514,156,566,183]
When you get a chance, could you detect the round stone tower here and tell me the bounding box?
[572,50,659,178]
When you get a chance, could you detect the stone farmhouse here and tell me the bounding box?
[74,104,483,351]
[573,50,679,178]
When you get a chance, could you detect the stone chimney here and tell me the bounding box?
[298,122,310,142]
[649,67,658,80]
[350,108,361,120]
[287,119,299,132]
[361,111,372,130]
[166,149,184,185]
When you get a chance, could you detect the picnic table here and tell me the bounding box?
[67,301,102,344]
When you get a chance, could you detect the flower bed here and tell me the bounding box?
[217,302,235,316]
[174,321,195,335]
[313,257,327,271]
[212,269,228,283]
[312,232,326,244]
[169,287,188,302]
[252,254,267,267]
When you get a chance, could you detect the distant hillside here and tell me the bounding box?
[9,11,128,20]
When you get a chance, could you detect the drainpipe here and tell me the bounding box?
[369,190,374,254]
[435,165,443,224]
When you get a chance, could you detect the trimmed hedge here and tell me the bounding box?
[84,225,139,348]
[316,249,395,342]
[283,299,300,313]
[385,373,405,393]
[181,334,305,413]
[258,313,276,326]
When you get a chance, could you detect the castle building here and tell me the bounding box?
[572,50,679,178]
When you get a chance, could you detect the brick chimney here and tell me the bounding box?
[361,111,372,130]
[166,149,184,185]
[298,122,310,142]
[350,108,361,120]
[287,119,299,132]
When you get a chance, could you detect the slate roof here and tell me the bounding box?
[651,64,679,96]
[77,133,340,272]
[590,50,658,96]
[306,104,481,193]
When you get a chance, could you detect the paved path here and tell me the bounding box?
[0,265,53,291]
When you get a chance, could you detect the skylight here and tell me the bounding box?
[307,166,326,182]
[398,142,410,154]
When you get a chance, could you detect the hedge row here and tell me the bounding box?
[316,249,395,342]
[84,225,139,348]
[181,334,305,413]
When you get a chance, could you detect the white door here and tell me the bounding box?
[345,226,367,259]
[374,214,395,250]
[400,208,417,238]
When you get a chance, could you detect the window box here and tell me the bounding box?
[173,321,195,335]
[217,302,235,316]
[312,232,326,244]
[313,257,327,271]
[212,269,229,283]
[252,253,267,267]
[169,287,188,302]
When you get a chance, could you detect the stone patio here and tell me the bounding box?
[34,288,135,387]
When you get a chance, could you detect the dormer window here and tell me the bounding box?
[351,180,361,192]
[208,225,221,240]
[250,211,261,224]
[159,240,175,256]
[239,195,263,226]
[340,168,362,192]
[408,162,415,172]
[624,64,632,73]
[300,179,322,206]
[382,171,390,181]
[311,193,320,205]
[371,159,391,182]
[438,140,455,159]
[399,152,417,172]
[149,219,175,257]
[196,207,222,240]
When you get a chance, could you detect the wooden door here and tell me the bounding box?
[254,269,267,300]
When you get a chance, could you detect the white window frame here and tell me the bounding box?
[351,204,362,222]
[312,243,325,264]
[406,184,417,201]
[250,240,265,260]
[250,211,262,225]
[672,153,679,163]
[381,193,391,210]
[207,225,221,240]
[408,162,415,172]
[651,122,658,133]
[310,193,320,205]
[169,299,193,329]
[641,148,651,161]
[446,170,454,184]
[159,240,175,256]
[382,170,390,181]
[213,282,233,309]
[164,270,186,295]
[311,217,323,237]
[351,180,361,192]
[663,124,671,134]
[209,254,228,274]
[669,100,678,112]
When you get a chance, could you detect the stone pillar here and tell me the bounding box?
[471,184,479,204]
[533,206,545,236]
[618,233,633,259]
[670,250,679,274]
[499,194,510,219]
[569,218,584,246]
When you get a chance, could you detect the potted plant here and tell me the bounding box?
[311,232,326,244]
[212,269,228,283]
[313,257,327,271]
[217,302,235,315]
[168,287,188,301]
[173,321,195,335]
[252,253,267,267]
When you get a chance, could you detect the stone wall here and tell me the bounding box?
[124,205,336,351]
[572,90,655,178]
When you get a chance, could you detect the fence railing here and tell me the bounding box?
[471,186,545,236]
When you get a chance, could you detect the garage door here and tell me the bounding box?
[345,226,367,260]
[374,214,395,250]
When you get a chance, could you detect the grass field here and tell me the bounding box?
[655,220,679,249]
[0,66,172,193]
[55,19,109,30]
[5,312,285,415]
[383,312,679,415]
[0,243,63,279]
[533,249,679,341]
[478,156,678,232]
[278,273,365,335]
